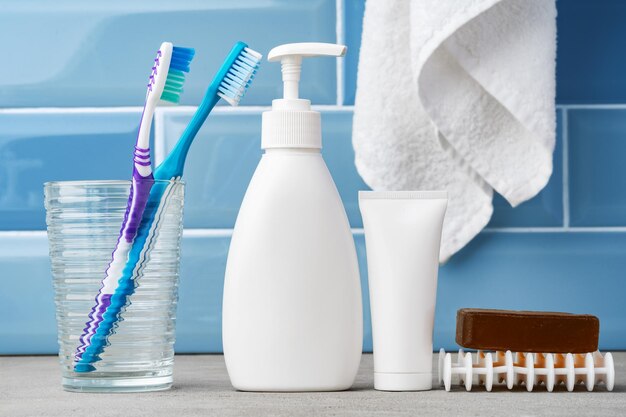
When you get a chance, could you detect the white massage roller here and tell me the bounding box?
[456,349,473,391]
[438,348,444,386]
[596,351,615,391]
[513,352,535,391]
[532,353,556,392]
[573,351,615,391]
[476,351,494,391]
[438,348,452,391]
[574,353,594,391]
[553,353,576,391]
[495,350,515,389]
[438,349,614,392]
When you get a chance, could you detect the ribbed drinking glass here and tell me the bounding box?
[44,179,184,392]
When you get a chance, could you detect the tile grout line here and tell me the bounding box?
[0,104,624,114]
[0,105,356,114]
[147,105,355,114]
[562,108,570,228]
[0,107,144,114]
[10,103,626,114]
[166,105,270,113]
[557,103,626,110]
[183,229,233,237]
[0,231,49,237]
[483,227,626,233]
[5,227,626,239]
[335,0,345,106]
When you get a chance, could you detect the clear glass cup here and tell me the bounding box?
[44,179,184,392]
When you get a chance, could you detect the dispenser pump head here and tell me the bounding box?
[268,43,347,101]
[262,43,346,150]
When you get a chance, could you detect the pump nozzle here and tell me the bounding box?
[268,43,346,100]
[262,43,346,149]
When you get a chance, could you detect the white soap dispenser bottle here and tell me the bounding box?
[222,43,363,392]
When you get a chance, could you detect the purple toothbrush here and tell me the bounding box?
[74,42,195,370]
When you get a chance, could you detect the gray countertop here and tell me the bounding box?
[1,353,625,417]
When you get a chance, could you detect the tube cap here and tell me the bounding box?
[374,372,433,392]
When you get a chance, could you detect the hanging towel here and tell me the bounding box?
[353,0,556,262]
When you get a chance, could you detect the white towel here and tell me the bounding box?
[353,0,556,262]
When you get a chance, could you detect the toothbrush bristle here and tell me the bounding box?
[218,47,262,106]
[160,46,196,104]
[169,46,195,72]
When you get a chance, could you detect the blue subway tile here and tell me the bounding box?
[158,111,261,229]
[1,1,336,107]
[0,232,232,355]
[3,231,626,353]
[569,109,626,226]
[488,110,563,227]
[0,111,142,230]
[0,234,56,354]
[321,112,371,227]
[557,0,626,103]
[175,234,230,353]
[158,110,368,229]
[344,0,366,105]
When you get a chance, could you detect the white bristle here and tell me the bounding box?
[244,47,262,60]
[218,47,262,106]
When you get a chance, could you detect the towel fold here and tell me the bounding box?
[353,0,556,261]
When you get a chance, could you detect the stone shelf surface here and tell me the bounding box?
[1,353,625,416]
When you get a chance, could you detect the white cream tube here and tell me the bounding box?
[359,191,448,391]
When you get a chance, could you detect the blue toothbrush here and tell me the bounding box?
[75,42,262,372]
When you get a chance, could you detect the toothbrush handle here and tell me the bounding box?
[119,181,172,287]
[155,87,220,179]
[74,180,174,370]
[74,174,153,364]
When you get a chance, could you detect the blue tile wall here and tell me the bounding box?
[4,231,626,354]
[175,234,230,353]
[159,111,262,229]
[568,109,626,226]
[0,234,56,354]
[3,0,626,354]
[1,1,336,107]
[322,112,372,227]
[0,111,141,230]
